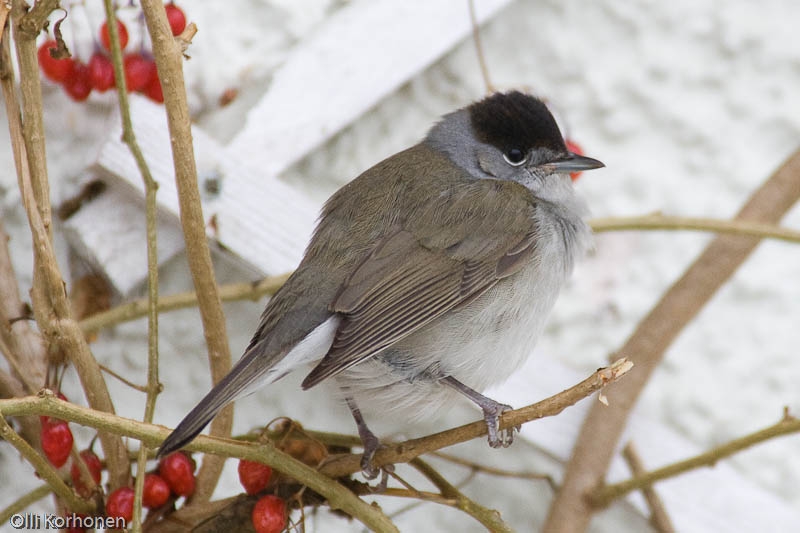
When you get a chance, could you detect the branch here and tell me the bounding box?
[98,0,163,528]
[138,0,232,502]
[591,214,800,244]
[544,148,800,532]
[620,442,675,533]
[11,0,53,236]
[409,458,513,533]
[78,273,290,334]
[318,358,632,478]
[0,395,398,533]
[591,412,800,507]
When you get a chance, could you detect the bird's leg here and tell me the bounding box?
[344,395,393,490]
[440,375,519,448]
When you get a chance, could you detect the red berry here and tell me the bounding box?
[143,473,171,508]
[165,4,187,36]
[63,62,92,102]
[238,459,273,495]
[565,138,585,182]
[143,70,164,103]
[88,52,115,92]
[37,40,75,82]
[251,495,286,533]
[106,486,134,523]
[123,54,154,92]
[41,419,73,467]
[70,449,102,496]
[158,452,195,497]
[100,20,129,52]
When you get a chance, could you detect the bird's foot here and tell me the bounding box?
[359,432,394,492]
[482,400,519,448]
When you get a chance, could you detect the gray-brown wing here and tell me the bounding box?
[300,228,537,389]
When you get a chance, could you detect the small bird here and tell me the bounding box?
[158,91,604,478]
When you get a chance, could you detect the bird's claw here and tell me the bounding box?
[360,446,394,493]
[484,401,518,448]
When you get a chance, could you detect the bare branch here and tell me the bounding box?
[592,413,800,508]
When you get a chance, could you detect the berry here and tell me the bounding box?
[165,4,187,36]
[123,53,154,92]
[251,495,286,533]
[63,62,92,102]
[105,486,134,523]
[41,419,73,467]
[144,71,164,103]
[88,53,115,92]
[158,452,195,497]
[565,138,585,182]
[70,449,102,496]
[238,459,273,495]
[37,40,75,82]
[100,20,129,52]
[143,473,171,508]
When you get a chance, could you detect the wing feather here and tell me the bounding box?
[301,225,539,389]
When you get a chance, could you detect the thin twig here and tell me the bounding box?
[99,363,150,393]
[592,413,800,507]
[139,0,233,503]
[620,442,675,533]
[99,0,163,528]
[79,273,290,334]
[410,457,513,532]
[591,214,800,244]
[545,148,800,532]
[430,450,556,488]
[468,0,494,94]
[318,358,632,478]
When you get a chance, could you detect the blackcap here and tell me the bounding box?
[158,91,604,478]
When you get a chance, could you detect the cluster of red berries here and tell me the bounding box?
[238,459,287,533]
[37,3,186,102]
[41,393,284,530]
[105,451,196,525]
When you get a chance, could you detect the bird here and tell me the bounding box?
[158,90,604,479]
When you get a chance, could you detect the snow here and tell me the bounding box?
[2,0,799,531]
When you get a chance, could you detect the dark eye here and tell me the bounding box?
[503,148,527,166]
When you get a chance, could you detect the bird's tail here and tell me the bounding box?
[157,351,282,458]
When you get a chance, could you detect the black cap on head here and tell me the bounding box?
[468,91,566,155]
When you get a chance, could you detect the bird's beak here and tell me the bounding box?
[547,153,605,173]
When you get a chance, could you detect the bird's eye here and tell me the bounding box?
[503,148,527,166]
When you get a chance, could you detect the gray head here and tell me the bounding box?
[425,91,604,195]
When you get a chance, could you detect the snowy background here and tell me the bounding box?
[1,0,799,531]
